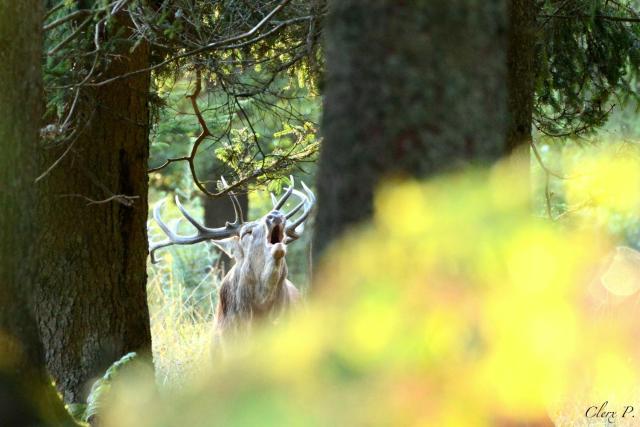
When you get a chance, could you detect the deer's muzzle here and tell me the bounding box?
[266,211,286,245]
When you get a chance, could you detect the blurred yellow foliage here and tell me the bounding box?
[564,142,640,221]
[602,246,640,297]
[105,153,640,426]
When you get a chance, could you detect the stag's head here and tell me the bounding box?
[149,177,315,289]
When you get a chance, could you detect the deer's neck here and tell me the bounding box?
[254,256,288,310]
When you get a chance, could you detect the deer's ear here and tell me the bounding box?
[210,236,242,259]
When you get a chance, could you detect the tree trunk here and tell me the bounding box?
[34,12,152,403]
[0,1,75,424]
[314,0,509,260]
[203,167,249,274]
[506,0,537,152]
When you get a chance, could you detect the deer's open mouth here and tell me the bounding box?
[269,224,284,244]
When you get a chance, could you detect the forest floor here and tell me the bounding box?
[148,268,216,390]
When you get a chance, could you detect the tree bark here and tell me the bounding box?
[506,0,537,152]
[313,0,509,260]
[0,1,76,424]
[34,11,152,403]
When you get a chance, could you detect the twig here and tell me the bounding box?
[86,0,293,87]
[539,13,640,23]
[57,193,139,207]
[35,137,78,183]
[44,2,65,21]
[35,108,96,183]
[61,88,81,131]
[552,200,593,222]
[44,10,91,31]
[530,140,570,180]
[148,156,190,173]
[47,15,93,56]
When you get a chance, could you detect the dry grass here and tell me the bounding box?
[147,257,221,391]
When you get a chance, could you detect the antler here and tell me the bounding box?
[269,176,315,243]
[284,183,315,243]
[149,182,245,263]
[270,175,295,210]
[220,176,245,223]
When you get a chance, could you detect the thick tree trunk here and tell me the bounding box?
[506,0,537,152]
[203,167,249,273]
[34,13,152,403]
[314,0,509,260]
[0,1,75,424]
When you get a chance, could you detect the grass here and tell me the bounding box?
[147,254,221,391]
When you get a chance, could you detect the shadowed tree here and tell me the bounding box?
[506,0,537,152]
[0,1,77,424]
[313,0,509,259]
[35,7,152,403]
[37,0,322,402]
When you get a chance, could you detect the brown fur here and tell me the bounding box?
[151,184,313,354]
[212,217,301,351]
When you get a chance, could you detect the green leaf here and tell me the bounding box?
[83,352,138,422]
[66,403,87,422]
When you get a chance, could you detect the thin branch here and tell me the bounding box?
[530,140,555,219]
[87,0,293,87]
[608,0,640,19]
[529,140,595,221]
[149,74,319,199]
[43,9,91,31]
[530,140,569,180]
[538,0,574,28]
[222,16,312,50]
[61,88,81,131]
[539,13,640,23]
[35,108,96,184]
[149,69,319,197]
[552,200,594,222]
[148,156,190,173]
[44,2,65,20]
[47,15,93,56]
[35,137,78,183]
[57,193,139,207]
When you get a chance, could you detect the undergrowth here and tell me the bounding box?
[147,246,222,390]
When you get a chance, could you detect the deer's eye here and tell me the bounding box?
[241,229,253,238]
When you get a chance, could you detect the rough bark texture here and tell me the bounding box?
[506,0,537,152]
[203,167,249,273]
[314,0,509,260]
[34,13,152,403]
[0,1,75,424]
[0,0,45,386]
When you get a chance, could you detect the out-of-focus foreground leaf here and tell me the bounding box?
[106,152,640,426]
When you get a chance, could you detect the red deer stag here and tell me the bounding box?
[150,178,314,348]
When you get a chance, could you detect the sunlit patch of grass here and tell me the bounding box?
[147,253,220,391]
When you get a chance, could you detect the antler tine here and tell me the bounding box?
[270,192,278,208]
[153,199,177,240]
[175,195,209,233]
[284,181,315,242]
[175,195,242,238]
[229,192,244,224]
[149,199,176,263]
[273,175,295,211]
[285,198,305,219]
[149,195,242,263]
[220,175,244,224]
[149,241,174,264]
